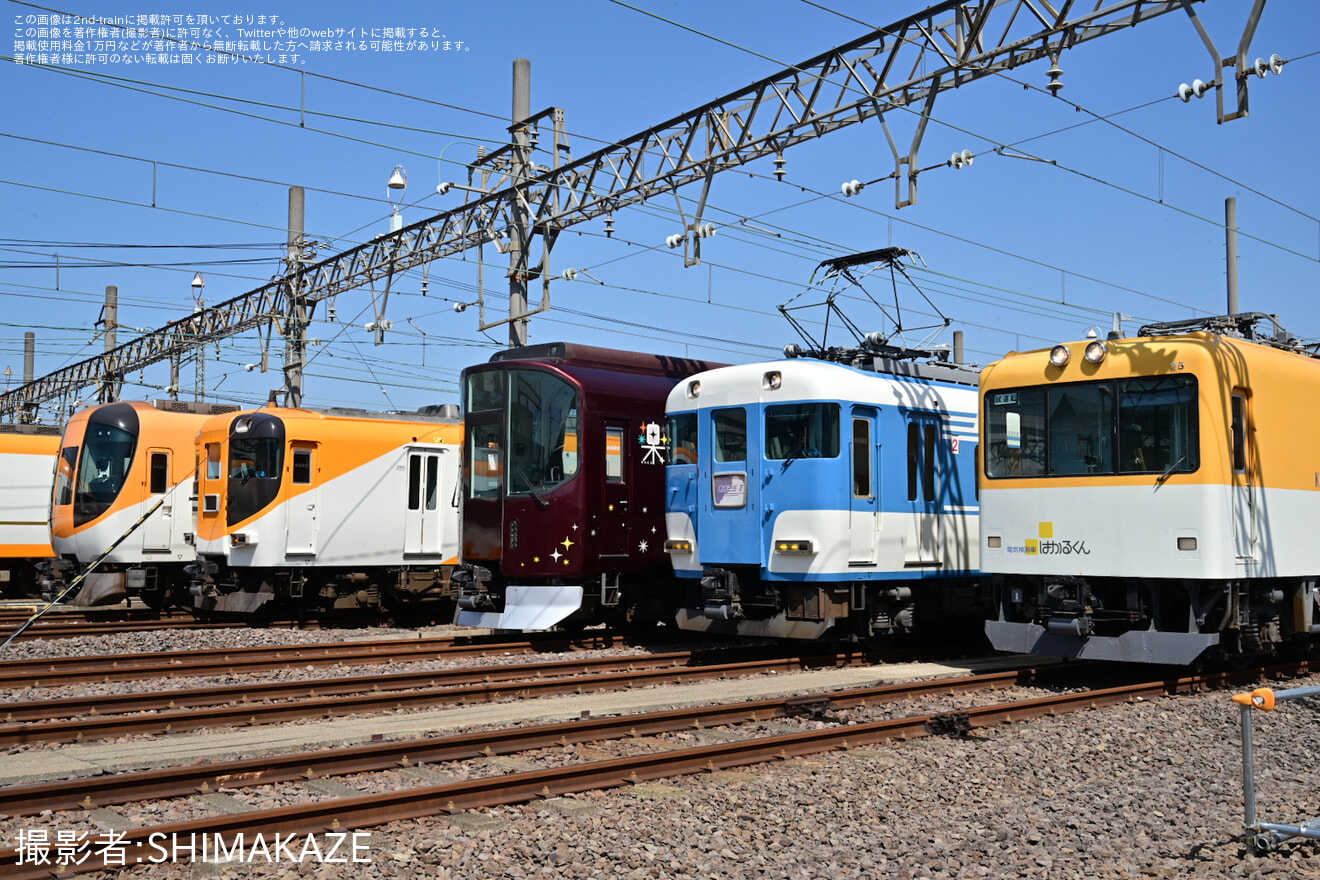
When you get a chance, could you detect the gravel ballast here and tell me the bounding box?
[3,627,1319,879]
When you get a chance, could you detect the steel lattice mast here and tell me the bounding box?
[1,0,1268,419]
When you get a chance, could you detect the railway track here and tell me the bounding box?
[0,631,633,687]
[0,607,311,640]
[0,662,1294,878]
[0,647,883,745]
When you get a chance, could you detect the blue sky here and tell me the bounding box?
[3,0,1317,418]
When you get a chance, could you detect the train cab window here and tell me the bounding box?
[1231,394,1247,473]
[292,449,312,485]
[149,453,168,495]
[508,370,580,495]
[668,412,698,465]
[206,443,222,480]
[56,447,77,506]
[765,403,840,460]
[985,377,1197,478]
[76,423,135,506]
[229,436,281,482]
[1046,384,1113,475]
[851,419,872,498]
[466,371,503,413]
[713,408,746,463]
[1119,376,1199,474]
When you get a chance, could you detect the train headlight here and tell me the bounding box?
[1049,345,1071,367]
[1083,340,1107,364]
[763,371,782,391]
[774,539,815,555]
[686,380,701,399]
[664,539,692,554]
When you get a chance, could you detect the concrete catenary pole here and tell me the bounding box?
[285,185,307,407]
[508,58,532,348]
[1226,197,1239,315]
[100,285,120,403]
[21,332,34,423]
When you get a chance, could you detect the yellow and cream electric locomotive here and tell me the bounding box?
[981,313,1320,665]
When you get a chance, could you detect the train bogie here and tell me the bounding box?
[665,355,985,640]
[188,406,462,616]
[454,342,717,631]
[981,314,1320,665]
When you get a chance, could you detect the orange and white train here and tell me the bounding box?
[980,313,1320,665]
[49,400,237,607]
[187,405,462,615]
[0,424,60,598]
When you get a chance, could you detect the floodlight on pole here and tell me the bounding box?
[387,166,407,233]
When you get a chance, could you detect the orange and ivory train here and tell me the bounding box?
[980,313,1320,665]
[0,423,60,598]
[49,400,238,607]
[187,405,462,615]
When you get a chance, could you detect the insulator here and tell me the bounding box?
[1046,60,1064,94]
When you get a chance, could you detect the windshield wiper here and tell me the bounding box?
[510,463,550,508]
[1156,452,1188,485]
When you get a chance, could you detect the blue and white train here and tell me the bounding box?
[663,353,985,640]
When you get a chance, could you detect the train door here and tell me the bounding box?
[848,408,879,565]
[141,450,172,552]
[597,421,629,558]
[700,406,760,564]
[285,445,318,556]
[404,447,447,555]
[1231,393,1257,561]
[904,414,941,566]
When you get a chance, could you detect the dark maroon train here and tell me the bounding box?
[453,342,717,630]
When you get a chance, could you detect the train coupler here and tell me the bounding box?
[699,568,744,620]
[454,565,495,612]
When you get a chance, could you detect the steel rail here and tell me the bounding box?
[1,646,870,723]
[0,632,628,687]
[0,650,881,745]
[0,669,1029,816]
[0,672,1216,877]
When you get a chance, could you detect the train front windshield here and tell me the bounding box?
[984,375,1199,478]
[72,421,137,523]
[466,368,580,498]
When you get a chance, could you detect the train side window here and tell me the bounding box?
[923,424,937,502]
[851,419,872,498]
[292,449,312,485]
[56,447,77,505]
[469,424,502,500]
[605,427,625,482]
[149,452,168,495]
[907,423,919,501]
[766,403,840,459]
[408,455,423,510]
[1232,394,1247,473]
[425,455,439,510]
[714,408,747,463]
[668,412,698,465]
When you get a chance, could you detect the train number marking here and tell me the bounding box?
[951,438,960,454]
[1169,361,1185,371]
